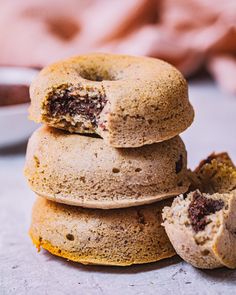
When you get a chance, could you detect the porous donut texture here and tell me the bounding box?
[29,53,194,147]
[24,126,189,209]
[162,190,236,269]
[30,197,175,266]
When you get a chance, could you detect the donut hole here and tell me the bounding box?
[80,68,115,82]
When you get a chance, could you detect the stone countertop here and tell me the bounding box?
[1,80,236,295]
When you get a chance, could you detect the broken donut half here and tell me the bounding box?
[163,189,236,269]
[163,190,236,269]
[163,152,236,269]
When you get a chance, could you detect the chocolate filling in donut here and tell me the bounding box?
[175,154,183,173]
[188,191,224,232]
[47,85,107,129]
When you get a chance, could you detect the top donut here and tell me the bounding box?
[29,53,194,147]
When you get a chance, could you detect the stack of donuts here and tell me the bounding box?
[24,53,194,266]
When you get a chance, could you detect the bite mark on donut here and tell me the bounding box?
[188,191,224,232]
[44,84,107,132]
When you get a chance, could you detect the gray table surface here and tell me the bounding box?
[1,80,236,295]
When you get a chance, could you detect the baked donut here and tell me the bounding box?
[30,197,175,266]
[29,53,194,148]
[24,126,189,209]
[162,190,236,269]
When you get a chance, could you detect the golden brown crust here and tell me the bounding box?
[29,53,194,147]
[30,197,175,266]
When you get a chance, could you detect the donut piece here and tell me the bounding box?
[24,126,189,209]
[162,190,236,269]
[29,53,194,147]
[193,152,236,194]
[30,197,175,266]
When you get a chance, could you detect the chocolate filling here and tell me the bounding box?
[188,191,224,232]
[48,85,107,128]
[175,154,183,173]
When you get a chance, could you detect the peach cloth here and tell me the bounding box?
[0,0,236,93]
